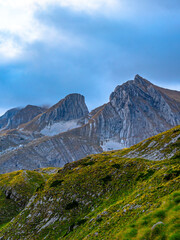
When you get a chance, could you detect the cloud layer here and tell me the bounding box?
[0,0,119,61]
[0,0,180,114]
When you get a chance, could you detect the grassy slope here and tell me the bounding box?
[0,126,179,240]
[118,191,180,240]
[0,167,59,228]
[119,125,180,160]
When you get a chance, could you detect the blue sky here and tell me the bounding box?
[0,0,180,115]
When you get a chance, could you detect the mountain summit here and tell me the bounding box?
[0,75,180,173]
[81,75,180,150]
[22,93,89,135]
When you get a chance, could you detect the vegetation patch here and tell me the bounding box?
[77,218,87,225]
[153,210,166,219]
[112,163,121,169]
[65,200,79,210]
[81,161,95,166]
[36,183,45,192]
[164,170,180,181]
[50,180,64,188]
[101,175,112,184]
[136,169,155,181]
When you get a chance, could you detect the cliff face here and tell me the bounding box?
[0,105,46,131]
[81,75,180,150]
[109,75,180,145]
[0,132,101,174]
[0,129,43,155]
[0,94,94,174]
[0,108,21,130]
[23,94,89,133]
[11,105,47,129]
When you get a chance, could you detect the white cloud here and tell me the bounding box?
[0,37,22,60]
[0,0,119,61]
[56,0,119,13]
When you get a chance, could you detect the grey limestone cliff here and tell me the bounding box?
[0,108,21,130]
[0,132,101,174]
[0,105,46,131]
[23,93,89,133]
[79,75,180,150]
[0,75,179,173]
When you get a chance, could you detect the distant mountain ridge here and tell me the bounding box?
[0,75,180,173]
[0,105,47,131]
[0,108,21,130]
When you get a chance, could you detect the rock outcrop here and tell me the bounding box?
[79,75,180,150]
[0,131,101,174]
[0,105,46,130]
[0,129,43,154]
[0,108,21,130]
[22,94,89,134]
[121,125,180,160]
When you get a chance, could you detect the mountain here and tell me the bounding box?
[80,74,180,150]
[22,93,89,135]
[0,75,180,173]
[0,105,47,156]
[0,129,43,155]
[0,105,47,131]
[122,125,180,160]
[0,94,89,155]
[0,126,179,239]
[0,108,21,130]
[0,94,91,172]
[0,131,101,174]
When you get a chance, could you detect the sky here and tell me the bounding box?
[0,0,180,116]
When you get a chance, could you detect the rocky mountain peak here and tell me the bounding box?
[21,93,89,133]
[109,76,139,109]
[133,74,154,94]
[93,75,180,150]
[134,74,150,85]
[109,75,153,106]
[42,93,89,122]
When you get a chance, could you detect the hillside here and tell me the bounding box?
[0,168,58,228]
[120,125,180,160]
[0,127,179,239]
